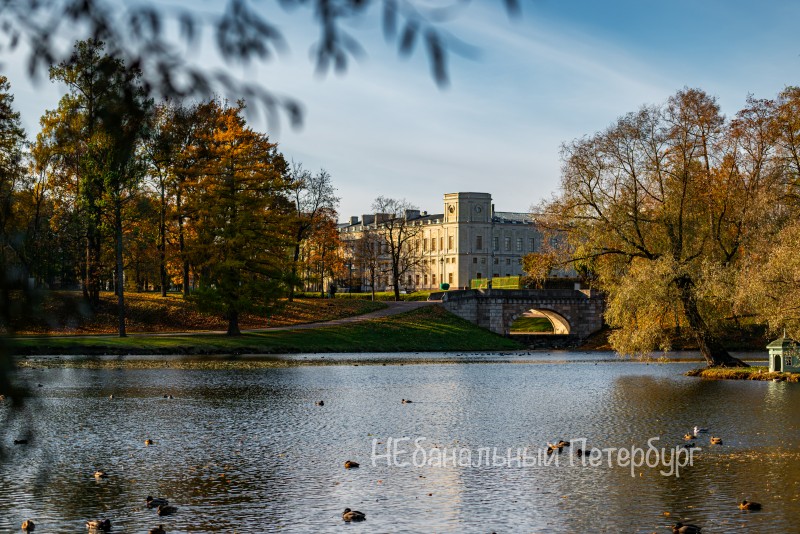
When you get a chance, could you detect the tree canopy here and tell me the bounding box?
[544,87,800,366]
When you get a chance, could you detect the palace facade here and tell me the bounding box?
[338,192,550,292]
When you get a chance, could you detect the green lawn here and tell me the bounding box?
[12,305,521,357]
[509,317,554,333]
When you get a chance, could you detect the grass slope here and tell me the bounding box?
[12,305,521,356]
[12,291,386,334]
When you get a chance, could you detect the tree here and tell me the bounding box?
[371,196,422,301]
[36,39,151,336]
[286,163,339,301]
[522,252,557,289]
[349,224,383,301]
[734,87,800,337]
[185,99,292,335]
[1,1,513,127]
[546,88,782,367]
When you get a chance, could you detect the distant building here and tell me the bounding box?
[338,192,556,292]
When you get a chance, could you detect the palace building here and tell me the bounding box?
[338,192,550,292]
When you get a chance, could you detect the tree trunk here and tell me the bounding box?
[288,240,301,302]
[114,201,127,338]
[159,184,167,297]
[393,271,400,301]
[677,275,747,367]
[177,191,190,297]
[227,309,240,336]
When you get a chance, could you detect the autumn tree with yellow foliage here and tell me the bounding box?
[545,88,786,367]
[184,100,293,335]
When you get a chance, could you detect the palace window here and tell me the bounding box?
[529,238,535,252]
[493,236,499,251]
[431,237,436,251]
[448,273,453,284]
[504,237,511,251]
[506,258,511,265]
[432,274,437,285]
[473,257,478,264]
[439,236,444,250]
[416,274,420,286]
[493,257,499,264]
[516,238,523,252]
[424,274,428,285]
[448,235,454,250]
[476,235,483,250]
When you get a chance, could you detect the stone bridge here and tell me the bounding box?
[439,289,605,340]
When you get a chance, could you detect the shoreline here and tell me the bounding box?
[14,352,769,370]
[685,366,800,382]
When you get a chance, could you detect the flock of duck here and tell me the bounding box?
[20,494,173,533]
[668,426,762,533]
[682,426,723,448]
[15,396,762,532]
[316,398,417,523]
[17,394,177,532]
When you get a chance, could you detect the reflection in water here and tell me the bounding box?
[1,358,798,532]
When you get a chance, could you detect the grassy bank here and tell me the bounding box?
[11,305,521,357]
[11,291,386,334]
[686,366,800,382]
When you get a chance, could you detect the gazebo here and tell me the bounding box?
[767,334,800,373]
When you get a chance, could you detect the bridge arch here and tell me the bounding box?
[439,288,604,340]
[509,309,571,335]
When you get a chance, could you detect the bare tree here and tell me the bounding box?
[371,196,422,301]
[349,224,383,301]
[287,163,339,301]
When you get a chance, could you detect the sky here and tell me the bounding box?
[4,0,800,221]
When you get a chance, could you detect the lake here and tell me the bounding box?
[2,351,799,533]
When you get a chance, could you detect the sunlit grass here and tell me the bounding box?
[509,317,554,333]
[13,305,521,356]
[13,290,386,334]
[686,366,800,382]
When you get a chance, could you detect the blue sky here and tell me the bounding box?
[5,0,800,219]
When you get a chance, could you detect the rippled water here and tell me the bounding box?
[2,353,799,533]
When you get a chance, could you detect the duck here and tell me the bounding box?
[739,499,762,511]
[575,448,584,458]
[555,440,571,448]
[146,496,169,508]
[157,504,178,516]
[145,439,154,446]
[148,526,166,534]
[344,460,360,469]
[163,394,173,399]
[86,519,112,531]
[682,443,696,449]
[94,470,108,479]
[401,399,412,404]
[684,433,694,440]
[21,519,35,532]
[315,400,324,406]
[710,437,723,445]
[694,426,708,435]
[342,508,366,522]
[673,522,702,533]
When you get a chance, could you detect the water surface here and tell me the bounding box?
[1,352,797,533]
